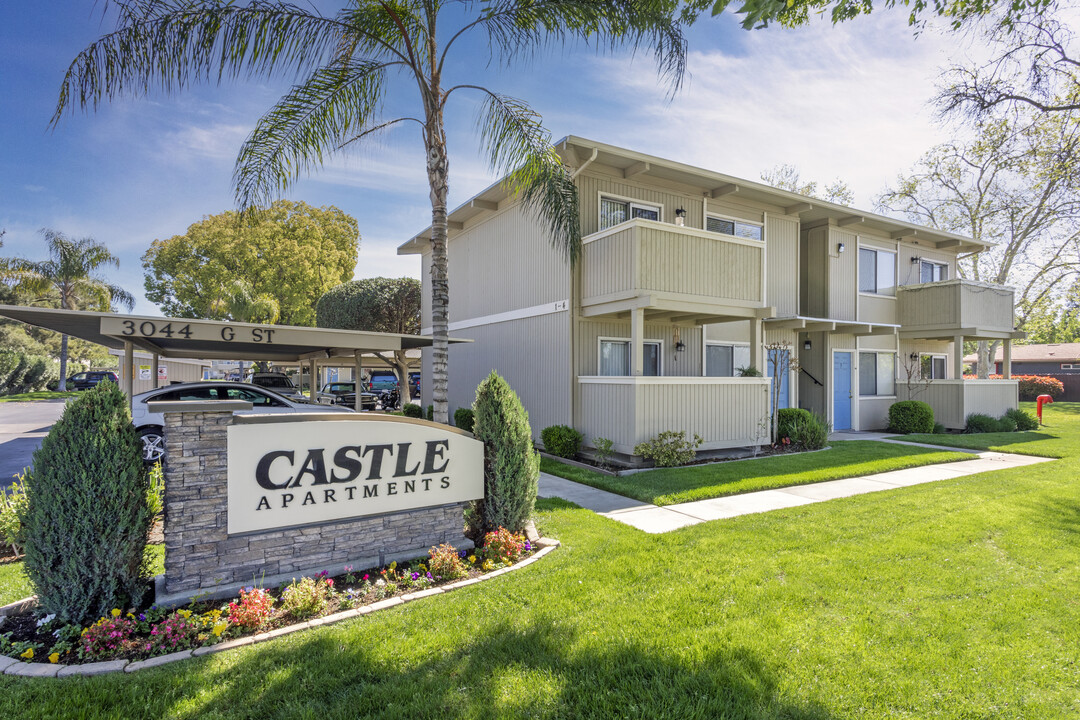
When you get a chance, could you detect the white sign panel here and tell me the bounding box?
[139,365,151,380]
[227,417,484,534]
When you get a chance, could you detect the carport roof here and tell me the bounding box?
[0,305,466,362]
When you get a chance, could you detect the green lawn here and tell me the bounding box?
[0,391,78,403]
[0,409,1077,718]
[890,401,1076,458]
[542,440,970,505]
[0,545,164,608]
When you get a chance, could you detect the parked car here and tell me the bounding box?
[249,371,309,402]
[365,370,400,393]
[53,371,119,391]
[317,382,378,410]
[408,372,421,398]
[131,382,352,462]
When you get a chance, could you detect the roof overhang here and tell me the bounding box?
[0,305,469,362]
[765,316,900,337]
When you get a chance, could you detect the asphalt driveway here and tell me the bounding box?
[0,400,66,488]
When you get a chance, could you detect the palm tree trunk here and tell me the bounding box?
[426,122,451,425]
[58,333,69,391]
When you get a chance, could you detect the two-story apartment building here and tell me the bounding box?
[398,137,1023,457]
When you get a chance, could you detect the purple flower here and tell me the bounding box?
[426,572,433,580]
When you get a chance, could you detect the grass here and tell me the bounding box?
[0,391,78,403]
[0,408,1077,718]
[0,545,164,608]
[541,440,970,505]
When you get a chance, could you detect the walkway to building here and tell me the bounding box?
[538,434,1054,534]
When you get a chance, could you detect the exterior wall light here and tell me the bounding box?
[837,242,846,253]
[675,207,686,227]
[803,339,812,351]
[909,352,919,361]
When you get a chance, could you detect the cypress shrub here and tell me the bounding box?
[454,407,475,433]
[470,372,538,536]
[22,382,151,624]
[540,425,583,458]
[888,401,935,434]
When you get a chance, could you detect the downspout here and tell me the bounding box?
[571,148,598,179]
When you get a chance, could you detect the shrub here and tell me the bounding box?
[965,413,1000,434]
[0,350,58,395]
[402,403,423,418]
[81,614,136,659]
[470,372,539,536]
[0,474,27,556]
[633,430,703,467]
[789,411,830,450]
[933,423,947,434]
[227,587,275,630]
[888,401,935,434]
[737,366,763,377]
[1005,407,1038,431]
[426,404,434,421]
[146,463,164,518]
[454,407,475,433]
[281,576,334,619]
[592,437,615,470]
[481,528,529,566]
[996,413,1018,432]
[428,543,468,581]
[776,408,812,441]
[21,382,151,625]
[541,425,583,458]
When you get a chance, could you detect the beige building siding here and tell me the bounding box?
[801,227,829,318]
[897,242,955,288]
[444,203,570,323]
[859,294,896,324]
[577,319,703,377]
[577,377,770,453]
[577,170,704,236]
[897,379,1018,429]
[766,215,800,316]
[582,226,635,298]
[829,228,858,321]
[897,280,1015,334]
[859,397,893,430]
[899,339,955,378]
[116,355,210,396]
[704,320,750,343]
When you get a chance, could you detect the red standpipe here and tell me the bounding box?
[1037,394,1054,425]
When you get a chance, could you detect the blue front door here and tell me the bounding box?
[833,352,852,431]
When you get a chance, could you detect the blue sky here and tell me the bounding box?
[0,1,965,316]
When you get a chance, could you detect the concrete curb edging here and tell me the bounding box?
[1,538,560,679]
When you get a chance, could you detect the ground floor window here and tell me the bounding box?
[599,339,661,376]
[859,352,895,396]
[705,343,751,377]
[921,354,947,379]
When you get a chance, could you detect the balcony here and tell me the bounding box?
[895,379,1018,429]
[581,219,770,323]
[897,279,1019,340]
[576,376,770,455]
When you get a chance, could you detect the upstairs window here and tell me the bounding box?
[600,197,661,230]
[920,260,948,283]
[859,247,896,295]
[706,215,763,241]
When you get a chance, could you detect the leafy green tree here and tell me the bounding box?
[53,0,686,424]
[142,200,357,326]
[316,277,420,403]
[878,111,1080,375]
[760,163,854,205]
[1021,282,1080,344]
[3,229,133,390]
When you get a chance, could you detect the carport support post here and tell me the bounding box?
[152,352,160,389]
[354,351,363,412]
[123,340,134,410]
[308,358,317,402]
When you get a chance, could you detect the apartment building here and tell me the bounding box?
[398,137,1023,456]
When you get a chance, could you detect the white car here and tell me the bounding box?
[132,381,353,462]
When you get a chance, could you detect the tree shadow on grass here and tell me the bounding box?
[167,615,833,720]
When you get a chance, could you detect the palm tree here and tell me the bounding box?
[52,0,686,423]
[5,229,135,390]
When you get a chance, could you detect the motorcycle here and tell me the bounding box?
[377,387,400,410]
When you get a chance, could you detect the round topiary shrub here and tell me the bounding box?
[469,372,538,536]
[540,425,584,458]
[21,382,151,625]
[888,400,935,434]
[454,407,475,433]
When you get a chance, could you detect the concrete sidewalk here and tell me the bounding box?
[538,447,1053,534]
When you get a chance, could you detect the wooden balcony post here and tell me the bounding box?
[630,307,644,376]
[750,319,763,373]
[1002,339,1012,379]
[953,335,964,380]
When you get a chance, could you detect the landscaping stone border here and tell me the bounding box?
[1,538,560,679]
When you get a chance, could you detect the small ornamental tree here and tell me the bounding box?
[470,372,539,537]
[22,382,151,624]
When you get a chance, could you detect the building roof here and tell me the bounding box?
[0,305,467,363]
[398,135,991,255]
[962,343,1080,364]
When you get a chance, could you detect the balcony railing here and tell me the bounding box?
[577,376,769,454]
[581,219,766,315]
[897,279,1016,339]
[895,379,1018,429]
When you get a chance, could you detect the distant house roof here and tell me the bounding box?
[962,343,1080,364]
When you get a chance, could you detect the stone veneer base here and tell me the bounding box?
[1,539,559,679]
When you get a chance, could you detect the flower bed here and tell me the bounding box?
[0,529,543,670]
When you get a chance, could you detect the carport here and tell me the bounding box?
[0,304,464,411]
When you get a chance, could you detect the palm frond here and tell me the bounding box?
[234,57,392,208]
[53,0,351,125]
[472,89,581,263]
[447,0,687,95]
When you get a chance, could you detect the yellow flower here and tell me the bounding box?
[48,653,60,664]
[178,609,192,619]
[110,608,122,618]
[389,561,397,571]
[212,622,228,637]
[467,555,476,564]
[19,648,33,660]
